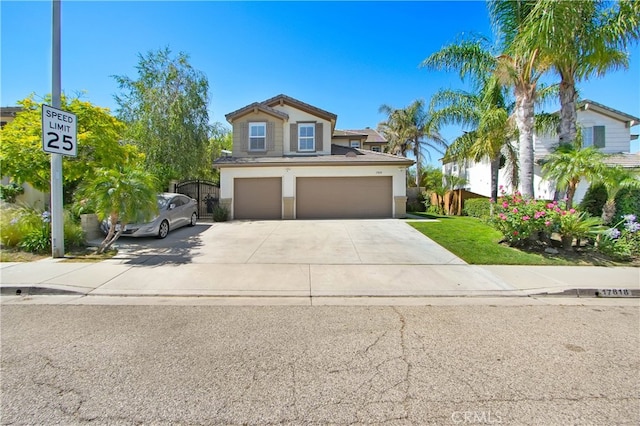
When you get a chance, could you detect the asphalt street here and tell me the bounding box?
[1,304,638,425]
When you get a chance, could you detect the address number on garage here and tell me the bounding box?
[42,104,77,157]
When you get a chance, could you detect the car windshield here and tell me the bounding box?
[157,195,172,210]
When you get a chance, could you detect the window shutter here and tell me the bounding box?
[594,126,605,148]
[290,123,297,152]
[315,123,323,152]
[240,122,249,153]
[267,122,275,151]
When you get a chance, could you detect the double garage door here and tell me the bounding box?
[233,176,392,220]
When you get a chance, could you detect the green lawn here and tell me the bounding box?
[407,213,607,265]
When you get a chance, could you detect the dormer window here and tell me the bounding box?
[350,140,361,148]
[298,124,315,151]
[249,122,266,151]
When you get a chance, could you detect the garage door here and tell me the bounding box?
[234,177,282,220]
[296,176,392,219]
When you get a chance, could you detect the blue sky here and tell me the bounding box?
[2,1,639,160]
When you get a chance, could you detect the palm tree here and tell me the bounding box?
[599,165,640,225]
[518,0,637,145]
[378,100,447,187]
[487,0,547,198]
[422,3,547,199]
[430,74,517,206]
[78,166,158,253]
[541,144,607,210]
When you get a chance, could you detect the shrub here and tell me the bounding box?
[0,205,86,253]
[463,198,491,218]
[579,183,607,218]
[212,205,229,222]
[491,189,601,249]
[614,188,640,221]
[491,192,552,245]
[64,210,86,249]
[598,214,640,260]
[0,183,24,203]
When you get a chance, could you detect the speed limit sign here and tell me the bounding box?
[42,104,77,157]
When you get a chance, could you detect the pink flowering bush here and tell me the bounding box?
[491,189,601,248]
[491,191,553,245]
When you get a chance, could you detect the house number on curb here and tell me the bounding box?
[595,289,633,297]
[42,104,77,157]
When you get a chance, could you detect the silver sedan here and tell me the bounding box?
[101,193,198,239]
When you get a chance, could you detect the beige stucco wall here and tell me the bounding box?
[231,111,284,158]
[220,164,408,219]
[270,105,332,155]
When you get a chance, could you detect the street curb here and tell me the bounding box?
[0,286,86,296]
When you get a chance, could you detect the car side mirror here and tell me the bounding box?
[169,203,176,210]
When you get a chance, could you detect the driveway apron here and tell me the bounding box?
[79,219,517,297]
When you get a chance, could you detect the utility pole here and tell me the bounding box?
[50,0,64,258]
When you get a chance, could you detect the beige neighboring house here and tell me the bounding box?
[1,106,49,209]
[443,99,640,203]
[214,94,413,220]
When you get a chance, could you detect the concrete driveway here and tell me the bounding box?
[112,219,466,265]
[76,219,519,298]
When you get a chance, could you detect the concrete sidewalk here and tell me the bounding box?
[1,219,638,303]
[1,256,638,299]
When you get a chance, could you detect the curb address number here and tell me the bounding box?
[596,289,633,297]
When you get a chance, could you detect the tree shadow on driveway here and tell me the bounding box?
[109,223,213,266]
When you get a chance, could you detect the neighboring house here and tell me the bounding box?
[1,106,21,129]
[0,106,48,209]
[214,94,413,220]
[444,99,640,203]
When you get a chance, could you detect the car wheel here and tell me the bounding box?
[189,212,197,226]
[157,220,169,239]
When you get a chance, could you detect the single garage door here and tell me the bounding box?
[234,177,282,220]
[296,176,392,219]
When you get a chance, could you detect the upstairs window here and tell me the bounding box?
[249,122,266,151]
[371,146,381,152]
[582,125,605,148]
[350,140,360,148]
[298,124,315,151]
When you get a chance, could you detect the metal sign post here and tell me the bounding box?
[50,0,64,258]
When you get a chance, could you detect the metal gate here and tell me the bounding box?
[174,179,220,220]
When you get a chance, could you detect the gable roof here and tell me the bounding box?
[262,94,337,122]
[577,100,640,127]
[225,102,289,122]
[333,128,387,144]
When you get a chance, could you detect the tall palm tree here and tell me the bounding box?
[599,165,640,224]
[378,100,447,187]
[430,75,517,205]
[422,2,547,199]
[488,0,547,199]
[78,166,158,253]
[518,0,637,145]
[541,144,607,210]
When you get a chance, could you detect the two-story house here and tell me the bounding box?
[443,99,640,203]
[214,94,413,220]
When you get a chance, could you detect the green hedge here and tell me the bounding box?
[463,198,491,218]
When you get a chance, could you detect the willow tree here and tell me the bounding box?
[114,47,211,187]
